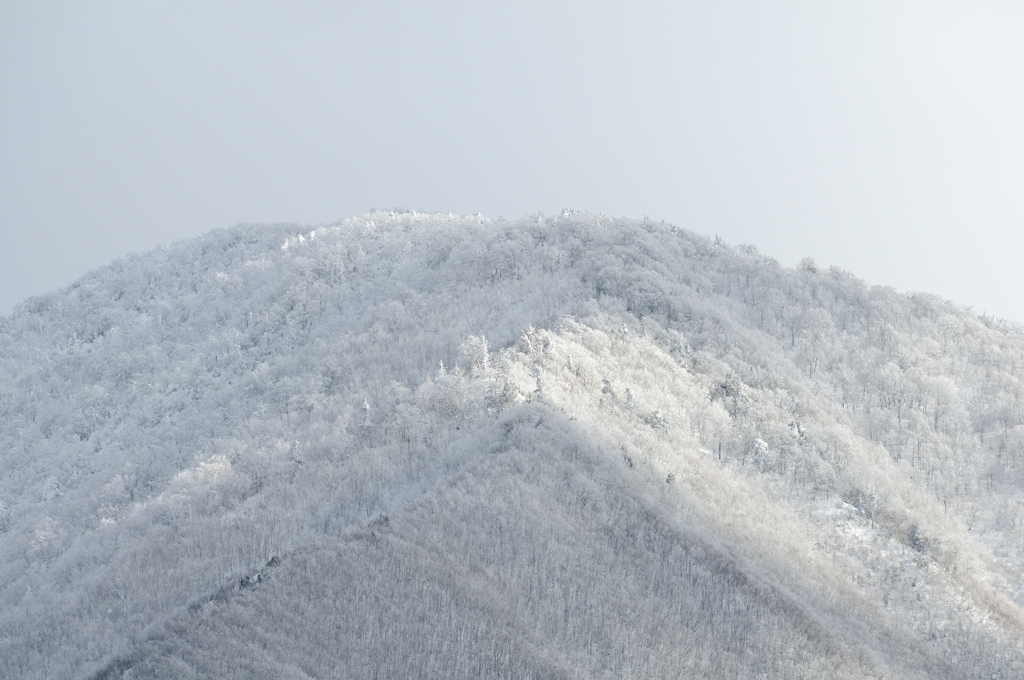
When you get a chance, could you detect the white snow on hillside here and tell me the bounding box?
[1,211,1023,678]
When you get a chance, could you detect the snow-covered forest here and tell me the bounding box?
[2,210,1024,678]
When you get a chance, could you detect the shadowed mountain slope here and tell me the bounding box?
[1,211,1023,678]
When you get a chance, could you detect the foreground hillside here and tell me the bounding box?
[2,211,1024,678]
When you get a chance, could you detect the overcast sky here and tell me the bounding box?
[2,1,1023,321]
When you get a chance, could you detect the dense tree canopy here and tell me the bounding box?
[1,211,1023,678]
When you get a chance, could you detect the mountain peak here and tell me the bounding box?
[2,212,1023,678]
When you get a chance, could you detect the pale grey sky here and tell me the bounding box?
[2,1,1023,321]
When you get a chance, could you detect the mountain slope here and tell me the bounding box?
[1,211,1023,678]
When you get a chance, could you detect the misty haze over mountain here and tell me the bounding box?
[2,211,1024,678]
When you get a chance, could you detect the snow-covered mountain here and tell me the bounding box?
[2,211,1024,678]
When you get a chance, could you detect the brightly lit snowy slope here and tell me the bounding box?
[3,211,1024,679]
